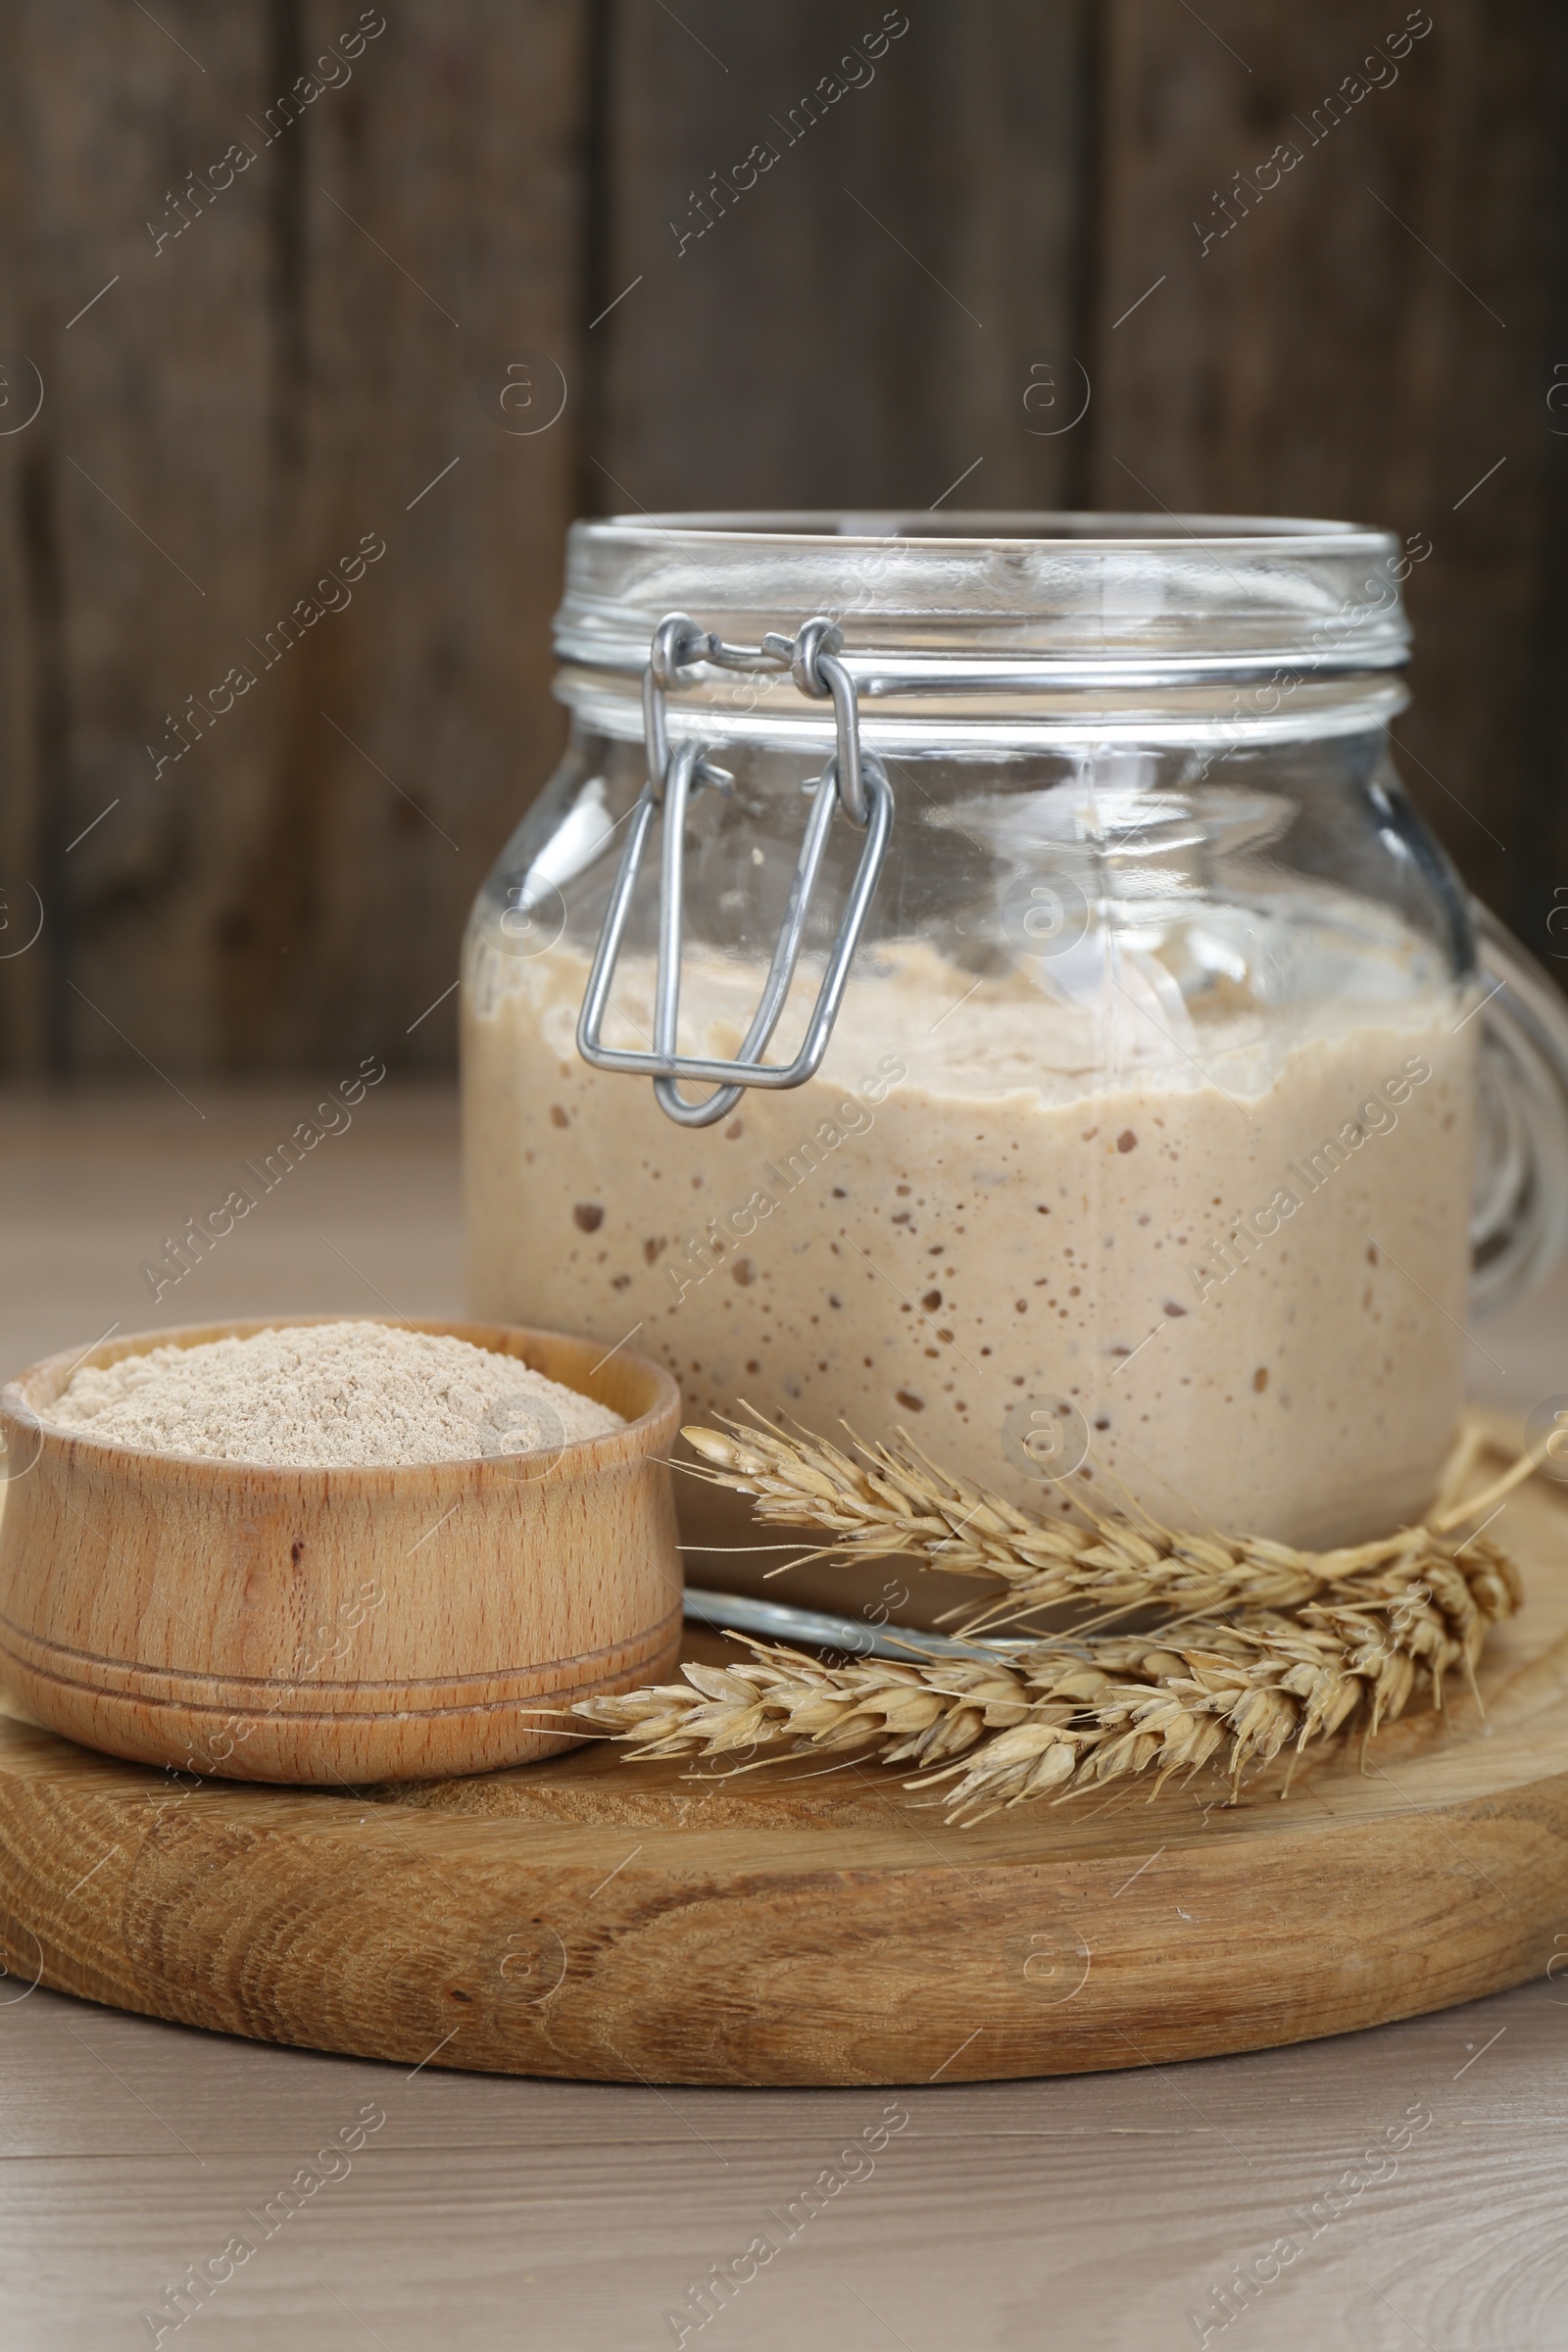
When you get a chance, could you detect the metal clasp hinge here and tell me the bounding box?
[575,612,894,1129]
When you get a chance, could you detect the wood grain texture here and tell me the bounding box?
[0,0,588,1080]
[215,0,589,1074]
[592,0,1095,511]
[2,1419,1566,2087]
[1,1978,1566,2352]
[0,0,280,1078]
[1087,0,1564,942]
[0,1315,681,1781]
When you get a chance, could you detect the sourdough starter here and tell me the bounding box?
[464,938,1474,1550]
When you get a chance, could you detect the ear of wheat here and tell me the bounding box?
[573,1412,1530,1821]
[576,1540,1518,1825]
[678,1415,1534,1635]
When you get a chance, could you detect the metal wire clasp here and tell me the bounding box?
[575,612,894,1129]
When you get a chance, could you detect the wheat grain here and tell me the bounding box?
[575,1413,1528,1820]
[575,1541,1519,1823]
[679,1413,1518,1634]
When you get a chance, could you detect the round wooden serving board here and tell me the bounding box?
[1,1416,1566,2087]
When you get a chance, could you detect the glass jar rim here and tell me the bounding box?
[573,508,1395,551]
[555,509,1410,691]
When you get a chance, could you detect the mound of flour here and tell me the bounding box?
[45,1321,624,1468]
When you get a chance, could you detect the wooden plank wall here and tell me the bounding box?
[0,0,588,1077]
[0,0,1562,1077]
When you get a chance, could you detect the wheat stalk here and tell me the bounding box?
[575,1411,1531,1820]
[575,1541,1519,1825]
[679,1413,1535,1635]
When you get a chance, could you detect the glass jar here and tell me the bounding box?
[462,514,1568,1562]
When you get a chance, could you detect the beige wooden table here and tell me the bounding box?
[3,1085,1567,2352]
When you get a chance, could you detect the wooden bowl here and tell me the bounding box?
[0,1315,682,1785]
